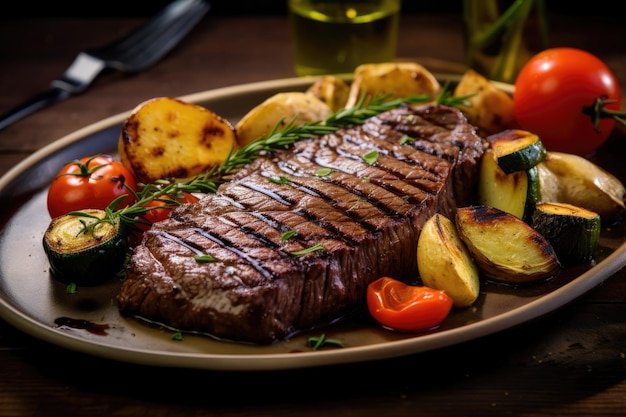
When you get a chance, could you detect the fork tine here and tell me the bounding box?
[113,2,210,70]
[91,0,210,70]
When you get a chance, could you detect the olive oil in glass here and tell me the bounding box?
[288,0,400,76]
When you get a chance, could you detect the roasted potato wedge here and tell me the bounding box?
[453,69,515,135]
[456,205,561,284]
[537,151,626,222]
[345,62,441,108]
[478,148,539,221]
[306,75,351,112]
[417,214,480,308]
[235,92,332,147]
[118,97,237,184]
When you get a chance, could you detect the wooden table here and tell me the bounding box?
[1,11,625,417]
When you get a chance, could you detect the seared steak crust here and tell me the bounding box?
[116,104,486,343]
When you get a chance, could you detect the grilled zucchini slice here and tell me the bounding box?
[531,202,601,266]
[43,209,127,286]
[478,148,540,221]
[487,129,547,174]
[456,205,561,284]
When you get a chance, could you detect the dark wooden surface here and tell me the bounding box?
[1,9,626,417]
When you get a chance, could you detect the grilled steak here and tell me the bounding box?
[116,104,486,343]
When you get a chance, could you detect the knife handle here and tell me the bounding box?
[0,88,71,131]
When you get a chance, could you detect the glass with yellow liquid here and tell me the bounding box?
[288,0,401,76]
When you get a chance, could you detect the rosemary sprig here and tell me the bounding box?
[97,88,459,231]
[188,92,435,191]
[435,80,475,106]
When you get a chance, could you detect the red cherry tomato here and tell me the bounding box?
[140,192,200,226]
[366,277,453,332]
[47,154,138,218]
[128,191,200,247]
[513,47,622,156]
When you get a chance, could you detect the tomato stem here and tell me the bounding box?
[582,95,626,131]
[65,154,111,177]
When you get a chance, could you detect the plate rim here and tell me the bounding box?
[0,75,623,371]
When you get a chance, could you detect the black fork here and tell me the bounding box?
[0,0,210,131]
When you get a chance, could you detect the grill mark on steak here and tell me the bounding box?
[301,130,450,200]
[192,228,278,280]
[274,141,438,213]
[158,230,204,255]
[274,158,422,214]
[341,125,455,174]
[228,174,373,243]
[236,181,294,206]
[260,163,405,228]
[366,106,472,161]
[159,227,282,281]
[117,104,486,344]
[218,214,284,250]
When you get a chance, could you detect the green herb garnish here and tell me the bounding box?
[281,230,297,241]
[362,150,379,165]
[66,282,77,294]
[268,176,291,184]
[315,168,334,177]
[291,242,324,256]
[194,254,216,263]
[306,333,344,350]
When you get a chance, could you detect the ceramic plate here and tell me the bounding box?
[1,76,625,371]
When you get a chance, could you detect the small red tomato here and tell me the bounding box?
[366,277,453,332]
[47,154,138,218]
[128,191,199,247]
[513,47,622,156]
[140,192,199,224]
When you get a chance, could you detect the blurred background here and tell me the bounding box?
[1,0,617,17]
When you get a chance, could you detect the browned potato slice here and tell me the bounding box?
[345,62,441,108]
[306,75,351,112]
[235,92,332,147]
[537,151,626,222]
[456,205,561,284]
[453,69,515,134]
[118,97,237,184]
[417,214,481,308]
